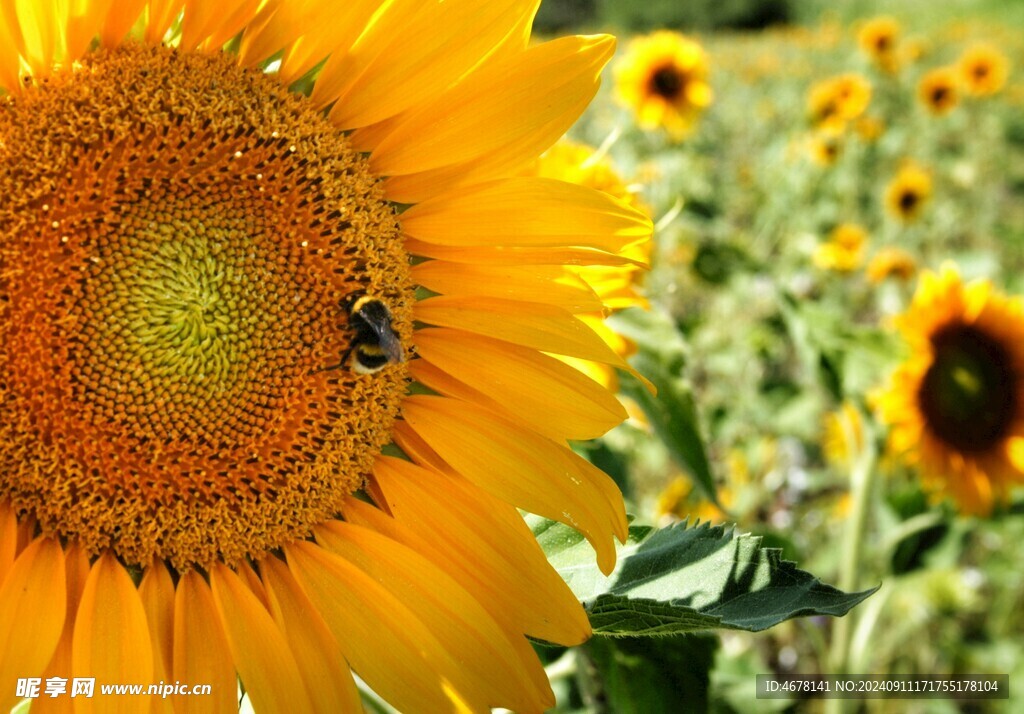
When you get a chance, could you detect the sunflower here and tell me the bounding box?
[812,223,868,272]
[884,162,933,223]
[522,139,650,391]
[614,30,714,140]
[874,267,1024,514]
[0,3,653,712]
[858,16,901,73]
[822,402,866,465]
[958,43,1010,97]
[807,73,872,130]
[867,247,917,283]
[917,66,959,115]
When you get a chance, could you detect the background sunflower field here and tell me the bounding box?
[522,0,1024,712]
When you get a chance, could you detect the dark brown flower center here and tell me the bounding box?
[0,44,412,570]
[650,65,685,100]
[918,324,1018,452]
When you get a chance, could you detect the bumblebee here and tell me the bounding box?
[315,294,404,375]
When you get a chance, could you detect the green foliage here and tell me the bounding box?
[579,635,718,713]
[596,0,793,31]
[532,517,875,636]
[612,308,718,504]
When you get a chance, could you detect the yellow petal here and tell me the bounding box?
[71,552,153,713]
[284,541,469,713]
[316,522,553,712]
[412,328,626,440]
[400,177,651,254]
[403,238,649,269]
[34,546,91,714]
[371,35,615,202]
[325,0,540,128]
[414,295,626,363]
[0,538,65,713]
[209,564,314,714]
[403,395,626,573]
[173,571,237,714]
[357,459,590,645]
[412,261,603,313]
[240,0,381,83]
[259,557,361,714]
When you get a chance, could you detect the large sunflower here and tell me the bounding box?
[0,2,652,712]
[874,266,1024,514]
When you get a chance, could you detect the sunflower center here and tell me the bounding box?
[899,189,920,213]
[919,324,1017,452]
[931,86,950,105]
[650,65,684,99]
[0,45,412,570]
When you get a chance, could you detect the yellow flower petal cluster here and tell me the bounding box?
[0,2,653,711]
[874,266,1024,514]
[884,162,933,223]
[858,16,901,73]
[867,247,917,283]
[813,223,869,272]
[918,66,959,115]
[958,43,1010,96]
[807,73,873,130]
[614,30,714,140]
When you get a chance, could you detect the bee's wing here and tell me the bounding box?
[376,324,405,363]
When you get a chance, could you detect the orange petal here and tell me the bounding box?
[325,0,540,128]
[411,328,626,440]
[71,552,153,713]
[400,177,650,254]
[0,501,16,588]
[355,460,590,645]
[0,537,66,713]
[412,261,603,313]
[34,545,90,714]
[315,521,553,712]
[99,0,147,47]
[370,35,615,202]
[284,541,469,713]
[259,557,361,714]
[209,564,315,714]
[181,0,263,52]
[403,395,626,573]
[138,560,176,692]
[173,571,237,714]
[144,0,186,45]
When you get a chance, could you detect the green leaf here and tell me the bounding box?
[533,516,876,636]
[578,634,718,714]
[610,308,718,505]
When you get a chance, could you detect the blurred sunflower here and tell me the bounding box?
[958,43,1010,97]
[917,66,959,115]
[522,139,651,392]
[822,402,866,466]
[874,267,1024,514]
[0,2,652,712]
[867,247,917,283]
[807,73,872,129]
[884,162,933,223]
[806,125,845,166]
[858,16,901,73]
[813,223,868,272]
[614,30,714,140]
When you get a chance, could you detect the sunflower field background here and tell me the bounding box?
[523,0,1024,712]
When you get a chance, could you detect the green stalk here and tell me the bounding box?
[825,407,878,714]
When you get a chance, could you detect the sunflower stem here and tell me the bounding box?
[825,406,877,714]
